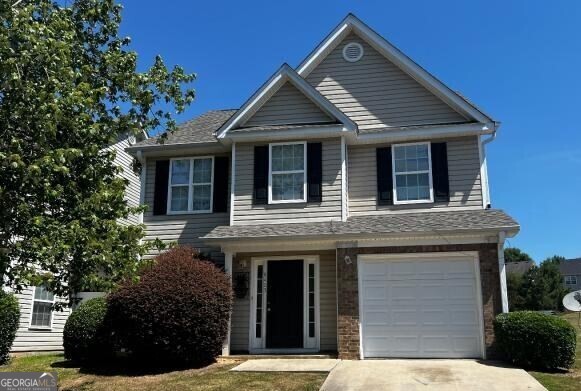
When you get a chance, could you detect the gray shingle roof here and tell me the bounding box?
[202,209,519,241]
[559,259,581,275]
[134,109,236,147]
[506,261,534,275]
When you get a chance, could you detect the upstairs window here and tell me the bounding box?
[168,157,214,213]
[30,285,54,329]
[565,275,577,286]
[392,142,433,204]
[269,142,306,203]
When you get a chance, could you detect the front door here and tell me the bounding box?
[266,260,304,349]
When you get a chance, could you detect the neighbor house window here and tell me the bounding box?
[565,275,577,286]
[30,285,54,328]
[269,142,306,203]
[168,157,214,213]
[392,142,433,204]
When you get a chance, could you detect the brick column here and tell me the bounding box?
[336,247,361,359]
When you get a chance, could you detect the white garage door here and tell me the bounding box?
[359,253,483,358]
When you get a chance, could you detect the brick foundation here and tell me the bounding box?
[336,243,502,359]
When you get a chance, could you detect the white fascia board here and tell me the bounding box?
[225,125,356,143]
[297,14,494,124]
[352,122,494,145]
[217,64,356,139]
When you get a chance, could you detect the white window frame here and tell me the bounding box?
[391,141,434,205]
[167,156,214,214]
[268,141,307,204]
[565,275,577,285]
[29,285,55,330]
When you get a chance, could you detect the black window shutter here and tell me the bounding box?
[153,160,170,215]
[213,157,229,212]
[376,147,393,205]
[307,142,323,203]
[431,142,450,202]
[253,145,268,204]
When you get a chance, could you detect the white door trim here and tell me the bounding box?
[357,251,485,359]
[248,255,320,354]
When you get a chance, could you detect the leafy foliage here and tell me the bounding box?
[494,311,576,370]
[63,297,110,362]
[504,248,533,263]
[0,0,194,301]
[0,291,20,364]
[508,255,569,311]
[106,247,233,365]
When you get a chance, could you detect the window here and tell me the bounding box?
[168,157,214,213]
[30,285,54,328]
[392,142,433,204]
[565,275,577,286]
[269,142,306,203]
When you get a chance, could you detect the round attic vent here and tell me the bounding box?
[127,135,136,145]
[342,42,364,62]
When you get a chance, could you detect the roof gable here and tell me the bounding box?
[243,81,334,127]
[306,31,469,131]
[297,14,494,125]
[217,64,356,139]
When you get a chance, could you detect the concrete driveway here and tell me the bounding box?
[320,360,546,391]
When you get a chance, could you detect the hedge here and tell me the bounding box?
[63,297,110,362]
[0,291,20,364]
[107,246,233,365]
[494,311,576,369]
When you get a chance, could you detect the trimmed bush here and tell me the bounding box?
[63,297,110,362]
[107,246,233,365]
[494,311,576,369]
[0,291,20,364]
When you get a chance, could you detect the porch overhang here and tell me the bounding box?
[201,209,520,253]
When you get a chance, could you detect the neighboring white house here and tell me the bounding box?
[9,134,144,352]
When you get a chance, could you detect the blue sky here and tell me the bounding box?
[119,0,581,262]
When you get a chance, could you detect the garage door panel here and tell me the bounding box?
[360,255,482,358]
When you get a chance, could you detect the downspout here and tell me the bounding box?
[479,122,499,208]
[498,231,509,313]
[136,150,146,226]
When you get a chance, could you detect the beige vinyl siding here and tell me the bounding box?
[11,286,70,352]
[143,156,230,263]
[106,138,141,226]
[306,32,467,131]
[230,250,337,352]
[233,138,343,225]
[348,136,483,215]
[243,82,333,127]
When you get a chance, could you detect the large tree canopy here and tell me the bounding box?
[504,247,533,263]
[0,0,194,303]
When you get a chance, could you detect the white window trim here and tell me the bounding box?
[167,156,214,214]
[391,141,434,205]
[565,275,577,285]
[29,286,55,330]
[268,141,307,204]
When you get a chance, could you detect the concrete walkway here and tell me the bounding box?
[231,358,340,372]
[320,360,547,391]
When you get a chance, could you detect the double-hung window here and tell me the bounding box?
[269,142,306,203]
[30,285,54,329]
[565,275,577,286]
[168,157,214,213]
[392,142,433,204]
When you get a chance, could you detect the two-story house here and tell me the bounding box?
[127,14,519,360]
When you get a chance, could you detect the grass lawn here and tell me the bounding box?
[529,312,581,391]
[0,354,327,391]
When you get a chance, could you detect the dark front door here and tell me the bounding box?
[266,260,304,349]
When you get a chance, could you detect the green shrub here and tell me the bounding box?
[0,291,20,364]
[107,246,233,366]
[63,297,110,362]
[494,311,576,369]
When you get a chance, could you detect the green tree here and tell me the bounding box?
[0,0,194,303]
[504,247,533,263]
